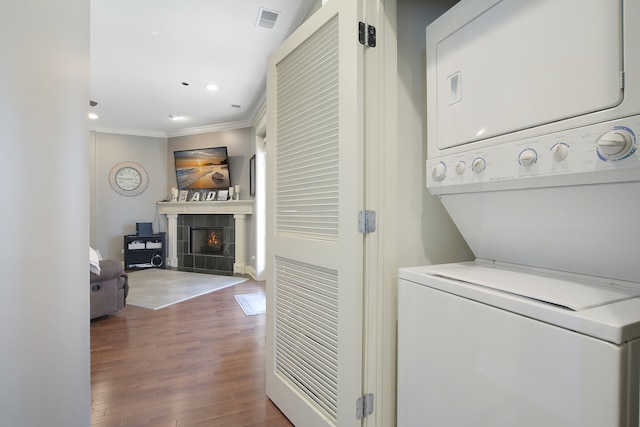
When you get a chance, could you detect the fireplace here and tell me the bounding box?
[158,201,252,274]
[175,214,236,274]
[191,227,225,255]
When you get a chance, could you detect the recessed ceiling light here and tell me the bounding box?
[206,84,219,92]
[88,113,98,119]
[169,115,185,121]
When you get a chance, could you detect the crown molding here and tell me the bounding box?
[90,98,266,139]
[90,126,168,139]
[166,119,254,138]
[251,100,267,128]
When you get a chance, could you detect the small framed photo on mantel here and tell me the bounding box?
[217,189,229,201]
[178,190,188,202]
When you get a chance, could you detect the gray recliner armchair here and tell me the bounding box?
[90,259,128,319]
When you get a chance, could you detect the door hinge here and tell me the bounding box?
[358,210,376,234]
[356,393,374,420]
[358,21,376,48]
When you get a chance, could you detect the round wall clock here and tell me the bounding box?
[109,161,149,196]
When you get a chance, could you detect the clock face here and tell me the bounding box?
[115,167,141,190]
[109,161,148,196]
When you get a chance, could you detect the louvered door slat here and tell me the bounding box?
[275,253,339,422]
[275,14,339,241]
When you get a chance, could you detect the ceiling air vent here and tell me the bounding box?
[256,8,280,30]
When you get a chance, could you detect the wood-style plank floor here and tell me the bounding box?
[90,278,293,427]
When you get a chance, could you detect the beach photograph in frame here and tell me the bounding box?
[174,147,231,190]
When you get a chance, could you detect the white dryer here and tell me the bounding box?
[398,0,640,425]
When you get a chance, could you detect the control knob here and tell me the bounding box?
[551,143,569,161]
[431,162,447,181]
[455,161,466,174]
[518,148,537,166]
[597,129,634,160]
[471,157,486,173]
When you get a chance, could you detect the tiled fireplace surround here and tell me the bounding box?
[177,214,235,274]
[158,201,253,275]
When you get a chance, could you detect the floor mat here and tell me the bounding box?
[234,292,266,316]
[126,269,247,310]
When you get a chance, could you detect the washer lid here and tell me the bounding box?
[423,263,639,311]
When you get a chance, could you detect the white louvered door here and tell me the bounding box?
[265,1,364,426]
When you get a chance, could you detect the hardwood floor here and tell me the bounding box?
[91,278,292,427]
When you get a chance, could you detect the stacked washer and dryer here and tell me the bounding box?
[397,0,640,426]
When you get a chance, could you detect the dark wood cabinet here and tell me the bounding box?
[124,233,166,269]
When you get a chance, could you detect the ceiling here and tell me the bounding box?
[89,0,316,138]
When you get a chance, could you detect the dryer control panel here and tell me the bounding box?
[427,115,640,194]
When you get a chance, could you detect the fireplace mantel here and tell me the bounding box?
[157,201,253,273]
[157,200,253,215]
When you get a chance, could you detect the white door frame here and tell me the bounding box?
[360,0,398,425]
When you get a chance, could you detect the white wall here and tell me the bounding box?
[396,0,472,267]
[91,132,168,260]
[0,1,91,425]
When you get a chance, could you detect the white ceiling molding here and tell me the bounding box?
[90,126,168,139]
[165,119,256,138]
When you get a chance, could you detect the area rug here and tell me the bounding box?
[234,292,266,316]
[126,269,247,310]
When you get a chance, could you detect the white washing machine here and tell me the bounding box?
[398,0,640,425]
[398,263,640,426]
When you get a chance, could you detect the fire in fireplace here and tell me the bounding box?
[190,227,224,255]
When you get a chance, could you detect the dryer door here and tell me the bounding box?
[428,0,623,150]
